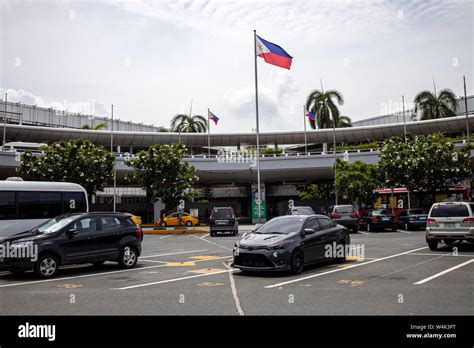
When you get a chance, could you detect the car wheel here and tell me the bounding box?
[118,246,138,268]
[34,254,59,278]
[160,221,167,227]
[186,221,193,227]
[428,240,438,251]
[290,249,304,274]
[92,261,105,267]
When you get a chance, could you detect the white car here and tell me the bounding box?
[426,202,474,250]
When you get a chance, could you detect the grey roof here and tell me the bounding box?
[4,115,472,147]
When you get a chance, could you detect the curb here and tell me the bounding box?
[143,229,208,235]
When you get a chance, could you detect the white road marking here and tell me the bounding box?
[141,249,208,259]
[414,259,474,285]
[223,261,244,316]
[265,246,428,289]
[159,234,178,239]
[398,230,411,234]
[358,231,370,235]
[114,269,238,290]
[191,235,233,252]
[409,253,474,257]
[200,233,210,240]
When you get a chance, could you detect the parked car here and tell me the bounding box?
[426,202,474,251]
[328,205,359,233]
[0,212,142,278]
[287,206,315,215]
[209,207,238,237]
[359,209,397,232]
[233,215,350,274]
[397,209,428,231]
[157,212,199,227]
[126,213,142,226]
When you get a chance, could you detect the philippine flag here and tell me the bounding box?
[209,110,219,125]
[256,35,293,70]
[305,109,316,121]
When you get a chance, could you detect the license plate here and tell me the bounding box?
[342,216,350,219]
[216,220,229,225]
[382,217,390,221]
[419,217,427,220]
[443,222,458,228]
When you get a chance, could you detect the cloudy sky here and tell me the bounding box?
[0,0,472,132]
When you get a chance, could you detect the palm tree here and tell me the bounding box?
[337,115,352,128]
[413,88,457,120]
[171,114,207,133]
[81,122,107,130]
[305,89,344,129]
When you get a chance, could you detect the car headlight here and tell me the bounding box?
[266,243,284,251]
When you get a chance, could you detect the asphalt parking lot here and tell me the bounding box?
[0,227,473,315]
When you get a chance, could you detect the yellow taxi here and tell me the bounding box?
[125,213,142,226]
[157,212,199,227]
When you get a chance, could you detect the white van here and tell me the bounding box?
[0,179,89,237]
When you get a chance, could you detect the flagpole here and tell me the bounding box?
[111,104,116,212]
[254,29,262,223]
[303,105,307,155]
[207,108,211,157]
[402,95,411,211]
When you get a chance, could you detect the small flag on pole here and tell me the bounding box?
[256,35,293,70]
[305,109,316,121]
[209,110,220,125]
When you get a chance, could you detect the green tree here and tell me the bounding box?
[17,139,114,195]
[334,159,379,207]
[125,143,199,217]
[378,132,470,192]
[171,114,207,133]
[81,122,107,130]
[305,89,344,129]
[414,88,457,120]
[299,182,333,202]
[337,115,352,128]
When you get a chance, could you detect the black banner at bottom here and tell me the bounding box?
[0,315,472,346]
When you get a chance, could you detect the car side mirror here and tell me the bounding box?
[303,228,315,235]
[66,228,79,237]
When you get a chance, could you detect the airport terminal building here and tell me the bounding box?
[0,98,473,223]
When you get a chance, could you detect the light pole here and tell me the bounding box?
[111,104,116,212]
[402,95,411,211]
[2,92,7,150]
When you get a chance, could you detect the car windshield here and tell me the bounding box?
[211,209,234,219]
[410,209,427,215]
[291,207,314,215]
[372,209,391,216]
[335,206,354,213]
[31,216,79,234]
[255,217,305,234]
[430,204,469,217]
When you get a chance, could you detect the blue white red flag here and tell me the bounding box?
[256,35,293,70]
[209,110,219,125]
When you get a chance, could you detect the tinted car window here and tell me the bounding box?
[317,218,332,229]
[18,192,62,219]
[334,206,354,213]
[101,216,123,230]
[430,204,469,217]
[410,209,427,215]
[71,217,98,233]
[372,209,391,216]
[305,218,320,230]
[0,192,16,219]
[256,217,305,234]
[399,211,407,216]
[211,208,234,219]
[32,216,79,234]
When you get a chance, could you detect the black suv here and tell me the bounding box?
[0,212,143,278]
[209,207,238,237]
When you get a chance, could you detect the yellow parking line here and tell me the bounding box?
[165,262,196,267]
[189,268,226,274]
[188,255,221,260]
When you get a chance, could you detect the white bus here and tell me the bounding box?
[0,179,89,237]
[2,142,47,154]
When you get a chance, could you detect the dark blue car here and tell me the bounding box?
[359,209,397,232]
[397,209,428,231]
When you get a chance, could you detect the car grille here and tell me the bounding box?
[234,253,274,268]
